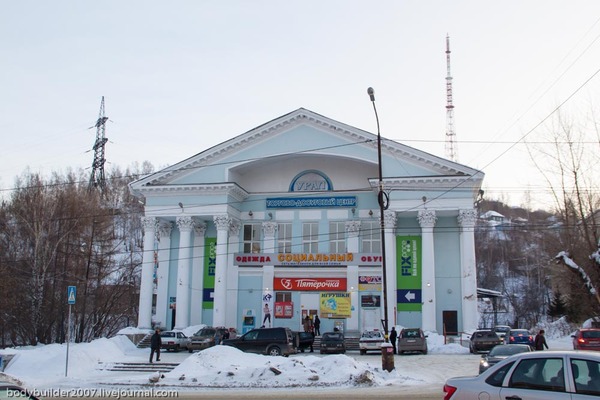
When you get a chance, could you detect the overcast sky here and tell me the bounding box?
[2,1,599,208]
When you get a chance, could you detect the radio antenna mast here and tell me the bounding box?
[88,96,109,192]
[445,35,458,162]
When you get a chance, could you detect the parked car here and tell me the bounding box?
[492,325,511,341]
[444,350,600,399]
[187,327,229,352]
[398,328,428,355]
[159,330,188,352]
[222,327,295,356]
[572,328,600,351]
[320,331,346,354]
[479,344,532,373]
[359,329,384,355]
[295,331,315,353]
[469,330,503,353]
[504,328,534,348]
[0,381,39,400]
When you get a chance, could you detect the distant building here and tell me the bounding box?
[129,109,484,335]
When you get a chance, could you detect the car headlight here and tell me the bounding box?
[480,359,489,368]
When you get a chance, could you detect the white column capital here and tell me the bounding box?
[229,219,241,237]
[383,210,397,229]
[176,216,195,232]
[158,221,173,238]
[213,215,231,231]
[141,216,158,232]
[345,221,361,238]
[194,220,207,237]
[458,209,478,228]
[417,210,437,228]
[262,221,278,238]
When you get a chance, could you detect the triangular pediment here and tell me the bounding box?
[130,108,483,197]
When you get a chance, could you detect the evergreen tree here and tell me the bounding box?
[547,289,567,320]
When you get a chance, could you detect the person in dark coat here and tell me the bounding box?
[314,315,321,336]
[389,327,398,354]
[534,329,549,351]
[149,329,162,363]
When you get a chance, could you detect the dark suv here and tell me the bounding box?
[222,327,295,356]
[187,327,229,352]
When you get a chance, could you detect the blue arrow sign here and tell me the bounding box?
[67,286,76,305]
[397,289,422,304]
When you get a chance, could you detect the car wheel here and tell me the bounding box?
[320,350,324,354]
[188,348,193,353]
[360,349,366,355]
[267,346,282,356]
[175,345,180,352]
[300,348,305,353]
[422,349,428,355]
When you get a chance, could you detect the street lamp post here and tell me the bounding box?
[368,87,394,371]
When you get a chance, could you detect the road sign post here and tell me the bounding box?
[66,286,76,377]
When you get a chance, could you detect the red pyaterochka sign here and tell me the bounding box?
[273,277,347,291]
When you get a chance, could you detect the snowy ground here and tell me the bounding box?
[0,325,574,396]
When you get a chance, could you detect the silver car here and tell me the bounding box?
[445,350,600,400]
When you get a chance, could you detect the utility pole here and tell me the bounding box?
[88,97,109,192]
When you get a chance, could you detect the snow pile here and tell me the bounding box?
[157,346,398,388]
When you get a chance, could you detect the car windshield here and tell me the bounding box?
[494,326,510,333]
[361,331,382,338]
[198,329,216,336]
[582,330,600,339]
[511,330,529,336]
[160,332,175,338]
[474,331,496,338]
[324,333,343,340]
[401,330,421,338]
[489,345,529,356]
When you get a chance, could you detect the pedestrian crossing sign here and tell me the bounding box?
[67,286,76,305]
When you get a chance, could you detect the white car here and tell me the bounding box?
[159,330,188,352]
[359,329,384,355]
[444,350,600,400]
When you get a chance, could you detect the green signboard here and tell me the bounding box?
[202,237,216,309]
[396,236,422,311]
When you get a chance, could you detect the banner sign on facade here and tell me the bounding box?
[234,253,383,267]
[266,196,356,209]
[203,237,217,309]
[320,292,351,318]
[358,275,382,291]
[396,236,422,311]
[273,277,347,291]
[274,302,294,318]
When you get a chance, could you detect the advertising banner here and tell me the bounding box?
[320,292,351,318]
[202,237,216,309]
[358,275,382,291]
[274,277,347,291]
[396,236,422,311]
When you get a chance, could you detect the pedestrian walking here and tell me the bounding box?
[149,328,162,363]
[534,329,549,351]
[389,327,398,354]
[314,315,321,336]
[303,315,313,333]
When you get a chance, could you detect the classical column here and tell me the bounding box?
[174,216,194,329]
[384,210,397,328]
[213,215,231,327]
[345,220,361,332]
[261,221,277,328]
[226,220,241,329]
[155,221,173,329]
[418,210,437,332]
[190,221,207,326]
[137,216,157,329]
[458,209,479,333]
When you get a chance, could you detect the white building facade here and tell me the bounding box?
[129,109,484,336]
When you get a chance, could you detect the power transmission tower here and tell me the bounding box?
[88,96,109,192]
[445,35,458,162]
